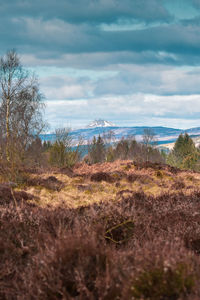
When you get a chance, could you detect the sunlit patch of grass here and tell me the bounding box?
[73,176,85,184]
[142,183,165,196]
[19,161,200,209]
[183,174,200,189]
[63,183,77,192]
[26,188,56,207]
[152,171,174,184]
[25,177,118,208]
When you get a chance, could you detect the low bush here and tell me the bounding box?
[130,263,195,300]
[90,172,114,183]
[26,175,64,191]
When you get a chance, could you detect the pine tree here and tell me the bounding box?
[88,135,105,163]
[173,133,195,160]
[96,135,106,162]
[168,133,198,169]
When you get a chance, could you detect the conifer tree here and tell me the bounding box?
[88,135,105,163]
[167,133,198,169]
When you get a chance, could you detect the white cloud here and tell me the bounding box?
[32,63,200,102]
[33,62,200,129]
[43,84,91,99]
[45,93,200,129]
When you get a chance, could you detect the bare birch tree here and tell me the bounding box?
[0,50,45,163]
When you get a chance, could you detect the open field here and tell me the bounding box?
[2,161,200,299]
[20,160,200,208]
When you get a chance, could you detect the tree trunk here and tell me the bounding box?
[6,97,10,162]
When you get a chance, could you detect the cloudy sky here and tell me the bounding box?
[1,0,200,129]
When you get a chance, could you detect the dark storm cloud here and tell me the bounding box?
[2,17,200,64]
[0,0,199,67]
[0,0,172,24]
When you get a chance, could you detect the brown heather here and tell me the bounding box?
[2,161,200,299]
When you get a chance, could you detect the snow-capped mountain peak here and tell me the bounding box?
[87,119,115,128]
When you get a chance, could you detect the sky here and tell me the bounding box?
[1,0,200,130]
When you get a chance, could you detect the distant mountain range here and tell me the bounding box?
[40,120,200,149]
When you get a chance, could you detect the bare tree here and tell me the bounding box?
[102,130,116,145]
[55,128,73,151]
[142,128,157,161]
[0,50,45,163]
[142,128,156,147]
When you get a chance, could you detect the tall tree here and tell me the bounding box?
[142,128,157,161]
[0,50,45,162]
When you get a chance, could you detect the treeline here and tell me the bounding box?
[8,129,199,174]
[86,130,164,164]
[85,131,200,171]
[40,129,200,173]
[41,128,165,168]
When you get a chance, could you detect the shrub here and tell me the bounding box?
[26,137,47,167]
[49,140,66,167]
[131,263,195,300]
[49,127,82,168]
[90,172,114,183]
[28,234,118,299]
[105,220,134,244]
[49,141,81,168]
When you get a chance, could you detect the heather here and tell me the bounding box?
[1,161,200,299]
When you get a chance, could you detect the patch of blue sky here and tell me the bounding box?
[164,0,199,21]
[27,66,118,81]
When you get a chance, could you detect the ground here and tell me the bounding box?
[2,161,200,299]
[17,160,200,208]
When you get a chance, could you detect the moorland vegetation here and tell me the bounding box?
[1,51,200,299]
